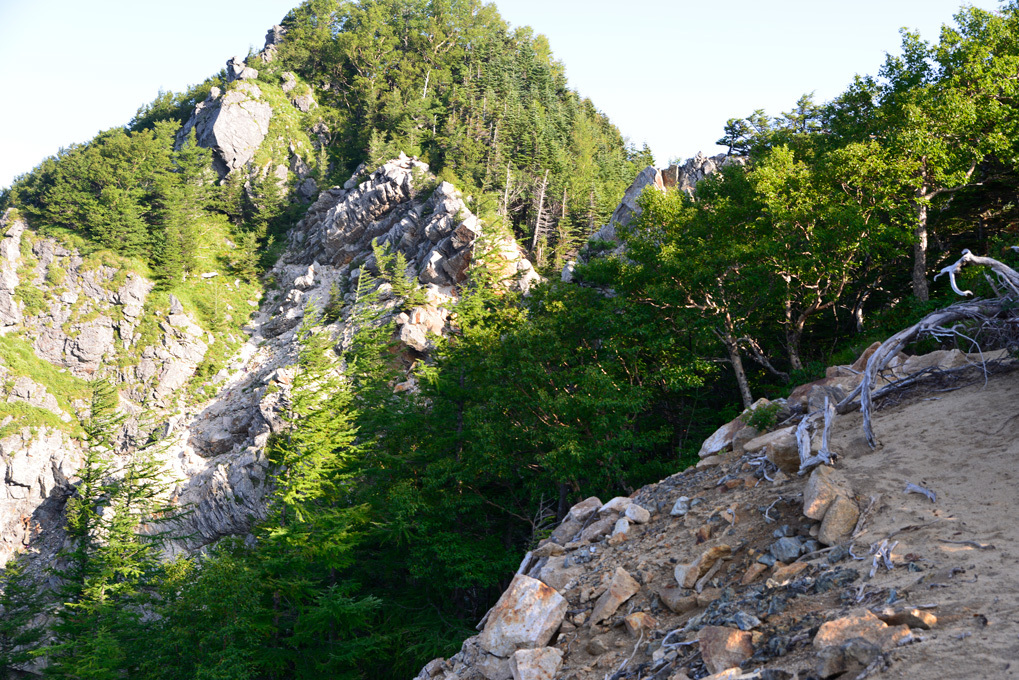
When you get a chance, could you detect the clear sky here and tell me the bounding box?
[0,0,1005,189]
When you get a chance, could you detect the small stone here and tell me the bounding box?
[732,611,761,631]
[875,608,937,630]
[770,537,803,563]
[697,455,723,468]
[599,496,633,515]
[670,496,691,517]
[611,517,630,539]
[623,612,657,637]
[585,637,609,655]
[813,609,912,651]
[741,563,768,585]
[624,504,651,524]
[818,495,860,546]
[590,567,641,624]
[698,626,753,675]
[695,525,713,543]
[757,553,777,567]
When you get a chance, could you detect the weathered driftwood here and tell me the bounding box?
[797,397,836,474]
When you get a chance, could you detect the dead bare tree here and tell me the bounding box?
[835,250,1019,447]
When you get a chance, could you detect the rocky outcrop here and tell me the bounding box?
[0,428,80,566]
[661,152,740,196]
[0,210,24,328]
[563,154,735,282]
[178,80,273,178]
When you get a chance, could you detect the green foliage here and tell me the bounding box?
[0,560,44,678]
[742,402,781,431]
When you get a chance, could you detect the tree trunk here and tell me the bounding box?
[720,331,753,409]
[912,198,930,302]
[530,169,550,253]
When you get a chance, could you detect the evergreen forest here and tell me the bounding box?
[3,1,1019,678]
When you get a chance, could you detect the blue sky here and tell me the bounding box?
[0,0,1004,188]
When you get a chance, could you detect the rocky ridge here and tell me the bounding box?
[0,148,539,569]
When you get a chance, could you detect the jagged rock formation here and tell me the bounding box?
[563,153,738,282]
[0,154,540,564]
[178,81,273,178]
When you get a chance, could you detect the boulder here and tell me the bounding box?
[697,416,744,458]
[803,466,854,520]
[818,494,860,546]
[178,83,273,177]
[566,496,602,522]
[624,504,651,524]
[599,496,632,515]
[478,575,567,658]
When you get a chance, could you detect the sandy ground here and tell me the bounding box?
[830,366,1019,678]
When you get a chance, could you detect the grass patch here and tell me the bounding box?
[0,335,90,417]
[0,402,74,438]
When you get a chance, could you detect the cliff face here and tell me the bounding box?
[0,147,539,569]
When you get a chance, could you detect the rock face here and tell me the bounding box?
[0,211,24,328]
[661,152,739,196]
[178,81,273,177]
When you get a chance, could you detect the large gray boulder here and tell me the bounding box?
[178,82,273,177]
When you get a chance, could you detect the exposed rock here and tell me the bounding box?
[509,647,562,680]
[698,626,753,675]
[478,574,567,658]
[624,503,650,524]
[589,567,640,624]
[623,612,656,637]
[178,82,273,177]
[226,56,259,82]
[590,167,663,245]
[813,609,912,651]
[566,496,602,522]
[818,494,859,546]
[661,153,735,196]
[803,466,854,520]
[698,417,745,459]
[0,211,24,327]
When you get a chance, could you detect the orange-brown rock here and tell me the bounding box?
[813,609,913,651]
[698,626,753,674]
